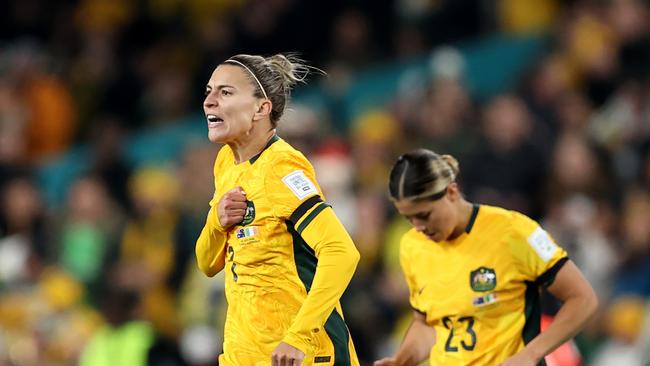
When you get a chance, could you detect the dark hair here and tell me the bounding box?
[222,53,318,127]
[388,149,460,201]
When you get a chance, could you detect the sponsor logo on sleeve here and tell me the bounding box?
[314,356,331,363]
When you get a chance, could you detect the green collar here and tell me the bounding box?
[465,204,480,233]
[250,134,280,164]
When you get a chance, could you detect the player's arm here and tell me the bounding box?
[502,260,597,366]
[281,204,360,352]
[503,214,598,366]
[374,311,436,366]
[195,187,247,277]
[195,206,227,277]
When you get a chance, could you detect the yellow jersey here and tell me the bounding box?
[196,135,360,366]
[400,204,568,366]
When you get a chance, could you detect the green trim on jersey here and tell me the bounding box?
[250,134,280,164]
[523,281,547,366]
[536,257,569,288]
[324,309,351,366]
[288,221,351,365]
[290,196,323,224]
[522,281,541,344]
[289,222,317,292]
[297,203,331,234]
[465,204,480,233]
[521,257,568,366]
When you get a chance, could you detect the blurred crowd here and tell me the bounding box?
[1,0,650,365]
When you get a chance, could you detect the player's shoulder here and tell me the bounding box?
[477,204,540,240]
[478,205,533,227]
[476,204,513,220]
[264,137,313,172]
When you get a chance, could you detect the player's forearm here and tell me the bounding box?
[195,207,228,277]
[393,317,436,366]
[523,292,597,362]
[284,210,360,351]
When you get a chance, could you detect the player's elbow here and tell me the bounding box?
[350,245,360,267]
[196,254,224,277]
[197,260,219,277]
[583,285,599,321]
[195,228,227,277]
[569,282,598,325]
[342,240,361,273]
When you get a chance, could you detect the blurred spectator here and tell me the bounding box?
[0,266,101,365]
[463,95,546,216]
[5,41,76,162]
[137,38,197,125]
[591,296,649,366]
[351,109,404,193]
[498,0,560,34]
[311,139,357,233]
[56,176,123,303]
[277,103,331,156]
[612,188,650,298]
[607,0,650,83]
[79,282,185,366]
[554,90,593,137]
[543,195,618,301]
[0,174,48,285]
[563,4,620,107]
[412,76,477,158]
[79,285,154,366]
[545,134,613,203]
[172,143,217,292]
[87,117,134,213]
[329,8,377,70]
[116,166,184,340]
[522,54,575,137]
[640,145,650,190]
[0,78,28,187]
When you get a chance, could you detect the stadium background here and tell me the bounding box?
[1,0,649,365]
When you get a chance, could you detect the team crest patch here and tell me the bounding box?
[470,267,497,292]
[241,200,255,225]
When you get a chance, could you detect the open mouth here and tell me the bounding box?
[206,114,223,126]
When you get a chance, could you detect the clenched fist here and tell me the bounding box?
[217,187,247,228]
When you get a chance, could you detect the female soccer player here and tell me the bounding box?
[196,54,360,365]
[375,149,597,366]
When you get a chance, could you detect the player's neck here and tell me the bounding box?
[449,200,474,240]
[229,128,276,164]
